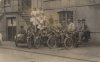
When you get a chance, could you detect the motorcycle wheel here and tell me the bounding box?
[34,36,41,49]
[47,36,56,49]
[64,38,73,49]
[27,37,32,49]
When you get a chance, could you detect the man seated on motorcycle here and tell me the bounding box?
[18,26,26,40]
[27,24,35,37]
[19,26,26,34]
[77,19,90,46]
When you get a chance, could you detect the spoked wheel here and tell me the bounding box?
[34,36,41,49]
[47,36,56,49]
[64,38,73,49]
[27,37,32,49]
[72,32,80,48]
[73,37,79,48]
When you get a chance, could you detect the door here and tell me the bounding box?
[7,17,16,41]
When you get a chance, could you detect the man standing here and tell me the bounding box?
[77,19,83,43]
[81,19,90,45]
[67,19,76,47]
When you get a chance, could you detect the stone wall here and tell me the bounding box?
[0,16,7,40]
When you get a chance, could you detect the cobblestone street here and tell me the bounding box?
[0,41,100,62]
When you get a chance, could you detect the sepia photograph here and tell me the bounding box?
[0,0,100,62]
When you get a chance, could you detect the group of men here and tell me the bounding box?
[67,18,90,45]
[0,7,91,46]
[20,17,90,43]
[19,7,90,46]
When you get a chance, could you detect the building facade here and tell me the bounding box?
[31,0,100,43]
[0,0,31,41]
[0,0,100,43]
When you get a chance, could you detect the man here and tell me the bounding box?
[0,33,2,45]
[67,19,76,33]
[81,19,90,45]
[19,26,26,34]
[31,8,37,17]
[39,7,44,15]
[67,19,76,47]
[77,19,83,43]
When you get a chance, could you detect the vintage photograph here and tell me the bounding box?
[0,0,100,62]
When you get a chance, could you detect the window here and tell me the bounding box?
[22,0,31,10]
[89,0,96,3]
[4,0,11,6]
[67,11,73,20]
[58,11,73,27]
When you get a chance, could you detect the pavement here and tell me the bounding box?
[0,41,100,62]
[0,48,92,62]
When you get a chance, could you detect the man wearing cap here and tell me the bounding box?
[19,26,26,34]
[81,19,90,45]
[77,19,83,43]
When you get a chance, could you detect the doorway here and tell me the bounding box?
[7,17,16,41]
